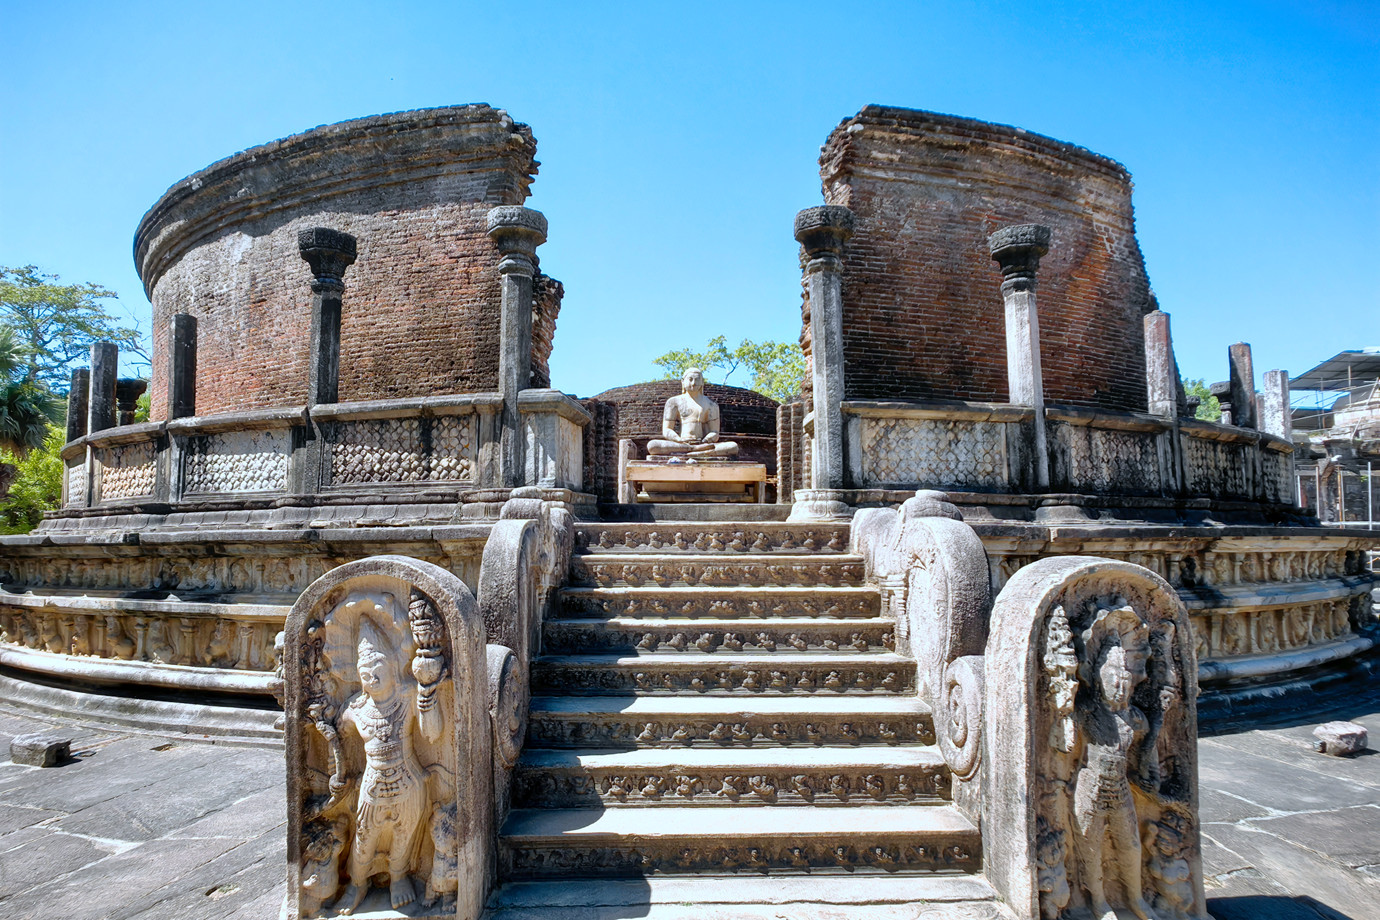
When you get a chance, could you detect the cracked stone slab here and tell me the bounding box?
[1246,804,1380,869]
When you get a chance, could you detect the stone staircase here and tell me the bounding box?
[496,522,990,911]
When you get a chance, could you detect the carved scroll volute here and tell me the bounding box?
[283,556,492,920]
[984,556,1207,920]
[854,491,992,814]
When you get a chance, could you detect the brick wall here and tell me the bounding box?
[808,106,1155,413]
[138,105,560,419]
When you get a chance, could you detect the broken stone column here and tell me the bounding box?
[167,312,198,419]
[1144,311,1179,418]
[487,206,548,489]
[297,228,358,407]
[115,379,147,427]
[1261,369,1291,440]
[794,205,853,491]
[65,368,89,443]
[989,224,1051,489]
[1228,342,1257,429]
[86,342,118,434]
[1210,381,1233,425]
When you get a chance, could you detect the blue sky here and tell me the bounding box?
[1,0,1375,399]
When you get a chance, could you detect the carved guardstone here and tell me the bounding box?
[985,557,1209,920]
[283,556,492,920]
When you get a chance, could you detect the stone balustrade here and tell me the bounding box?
[58,390,589,512]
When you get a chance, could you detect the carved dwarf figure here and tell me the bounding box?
[646,367,739,459]
[333,620,436,915]
[1071,606,1156,920]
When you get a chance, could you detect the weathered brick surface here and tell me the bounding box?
[808,106,1155,412]
[137,105,560,419]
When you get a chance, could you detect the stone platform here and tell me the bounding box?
[2,692,1378,920]
[625,460,767,503]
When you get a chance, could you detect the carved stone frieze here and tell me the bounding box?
[501,836,980,878]
[858,417,1006,489]
[1183,437,1251,499]
[513,762,950,808]
[557,589,878,620]
[575,526,850,555]
[569,558,867,588]
[541,620,896,656]
[531,659,913,695]
[1052,424,1162,494]
[323,415,477,486]
[183,429,291,493]
[525,712,936,749]
[98,441,157,501]
[65,457,87,507]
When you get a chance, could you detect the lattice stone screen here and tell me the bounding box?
[1184,436,1252,500]
[183,429,292,494]
[322,414,478,486]
[856,417,1006,489]
[97,441,158,502]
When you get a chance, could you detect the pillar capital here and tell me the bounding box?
[794,206,854,270]
[988,224,1051,289]
[297,227,357,290]
[486,206,547,275]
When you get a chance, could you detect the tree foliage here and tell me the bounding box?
[1183,378,1222,422]
[0,424,64,534]
[0,265,146,390]
[653,336,806,403]
[0,326,62,455]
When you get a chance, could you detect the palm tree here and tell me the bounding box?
[0,327,61,456]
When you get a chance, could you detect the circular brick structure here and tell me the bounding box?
[815,106,1155,412]
[134,104,561,420]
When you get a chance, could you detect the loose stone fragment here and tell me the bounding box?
[1312,721,1368,756]
[10,733,72,767]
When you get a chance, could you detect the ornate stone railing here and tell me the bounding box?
[59,390,590,512]
[840,398,1296,504]
[857,493,1209,920]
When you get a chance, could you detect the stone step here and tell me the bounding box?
[569,553,867,588]
[542,617,897,656]
[575,523,852,556]
[513,746,950,808]
[526,695,936,749]
[487,876,1002,920]
[531,653,915,696]
[557,586,881,620]
[500,805,981,878]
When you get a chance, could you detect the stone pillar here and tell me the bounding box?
[1228,342,1256,429]
[297,228,357,407]
[115,379,148,427]
[1261,369,1291,440]
[1144,311,1178,417]
[66,368,90,443]
[794,205,853,491]
[989,224,1051,489]
[1210,381,1233,425]
[167,313,198,419]
[487,206,548,489]
[87,342,118,434]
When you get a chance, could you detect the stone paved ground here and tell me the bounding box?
[1,698,1378,920]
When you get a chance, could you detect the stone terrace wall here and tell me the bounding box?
[812,106,1155,412]
[137,105,559,419]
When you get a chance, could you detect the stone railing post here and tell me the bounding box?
[167,313,198,419]
[66,368,90,444]
[1144,310,1187,495]
[298,228,357,407]
[487,206,548,489]
[87,342,118,434]
[1228,342,1256,430]
[794,205,853,493]
[989,225,1051,489]
[115,379,147,427]
[1261,369,1291,440]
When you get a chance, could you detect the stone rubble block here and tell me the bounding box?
[10,733,73,767]
[1312,721,1368,756]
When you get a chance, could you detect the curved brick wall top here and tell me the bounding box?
[593,381,779,440]
[135,104,560,419]
[812,105,1155,411]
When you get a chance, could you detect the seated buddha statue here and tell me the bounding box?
[645,368,739,459]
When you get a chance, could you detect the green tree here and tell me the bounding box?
[653,336,806,403]
[0,265,146,389]
[1183,378,1222,422]
[0,326,62,455]
[0,424,64,534]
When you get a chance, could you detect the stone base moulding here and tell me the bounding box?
[626,461,767,504]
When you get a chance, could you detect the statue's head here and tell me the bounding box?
[1080,605,1150,710]
[681,367,705,396]
[356,619,396,700]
